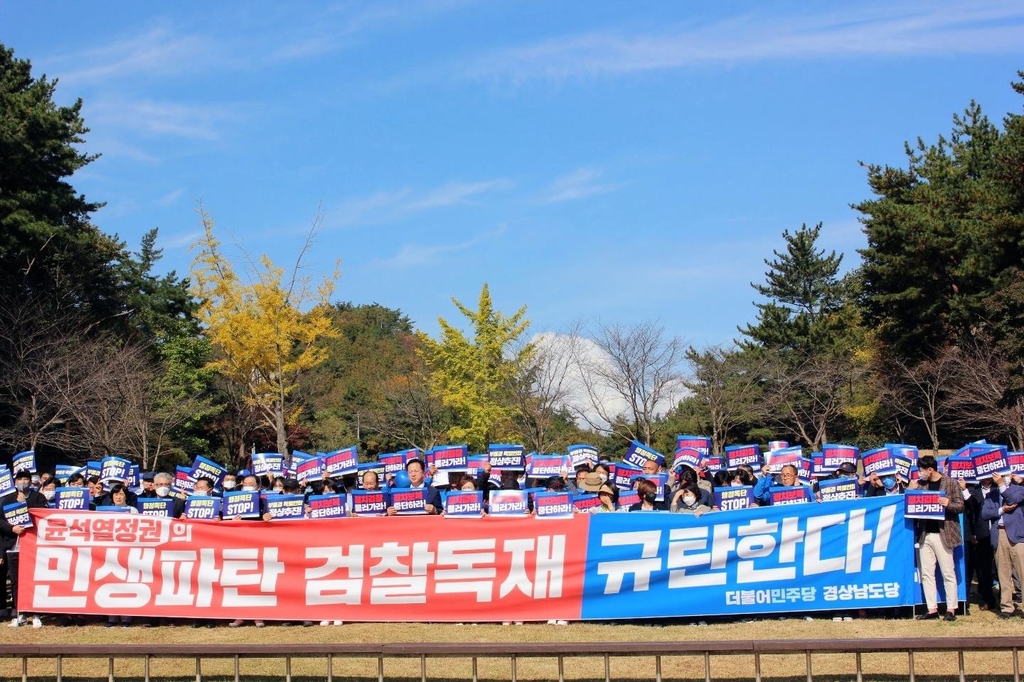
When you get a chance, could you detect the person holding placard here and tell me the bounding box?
[753,464,803,506]
[386,459,442,515]
[982,471,1024,618]
[908,454,964,621]
[3,470,47,627]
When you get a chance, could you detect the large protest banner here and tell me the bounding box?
[20,496,918,621]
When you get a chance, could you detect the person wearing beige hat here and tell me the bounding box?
[580,472,617,512]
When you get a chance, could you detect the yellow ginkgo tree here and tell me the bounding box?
[190,205,338,459]
[417,283,534,450]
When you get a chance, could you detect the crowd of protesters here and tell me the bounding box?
[2,445,1021,628]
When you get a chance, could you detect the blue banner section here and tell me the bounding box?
[581,496,913,618]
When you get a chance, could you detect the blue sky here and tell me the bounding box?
[3,1,1023,347]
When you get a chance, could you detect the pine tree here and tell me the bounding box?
[740,223,848,354]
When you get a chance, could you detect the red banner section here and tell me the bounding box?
[20,510,587,622]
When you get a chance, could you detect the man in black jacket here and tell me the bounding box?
[2,470,48,627]
[964,478,998,612]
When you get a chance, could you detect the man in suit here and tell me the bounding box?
[982,471,1024,618]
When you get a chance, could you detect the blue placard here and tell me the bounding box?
[714,485,755,511]
[100,456,132,483]
[379,453,407,475]
[86,461,101,479]
[137,498,175,517]
[617,489,640,507]
[222,490,260,519]
[905,490,946,520]
[581,495,914,618]
[822,444,859,471]
[356,462,386,480]
[466,454,490,476]
[766,446,802,474]
[534,491,575,519]
[95,506,133,513]
[567,444,599,469]
[175,466,196,492]
[817,478,861,502]
[944,454,977,483]
[862,447,897,477]
[296,457,325,483]
[307,494,347,519]
[488,489,529,516]
[623,441,663,469]
[128,465,141,488]
[54,464,83,483]
[488,444,525,470]
[190,455,227,488]
[0,466,13,497]
[573,493,602,512]
[444,491,484,518]
[184,496,222,520]
[266,494,305,520]
[3,500,31,527]
[675,435,711,457]
[12,450,36,474]
[53,487,90,510]
[613,463,642,490]
[970,446,1011,478]
[724,444,761,469]
[251,452,284,477]
[324,447,359,476]
[389,487,428,515]
[351,489,388,516]
[526,454,565,478]
[431,445,468,470]
[770,486,813,506]
[672,448,702,472]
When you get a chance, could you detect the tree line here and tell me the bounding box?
[2,43,1023,470]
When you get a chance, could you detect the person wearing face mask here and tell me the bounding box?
[982,471,1024,619]
[907,454,964,621]
[146,472,185,518]
[220,473,237,493]
[671,482,712,516]
[963,476,998,613]
[3,470,47,628]
[627,478,668,512]
[38,479,58,507]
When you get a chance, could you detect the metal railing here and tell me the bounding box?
[1,638,1022,682]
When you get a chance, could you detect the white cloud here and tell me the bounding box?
[156,188,185,207]
[375,226,505,267]
[163,230,204,250]
[460,1,1024,83]
[537,167,620,204]
[86,98,239,141]
[327,179,512,228]
[51,26,230,86]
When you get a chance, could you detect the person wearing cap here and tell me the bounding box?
[140,472,155,496]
